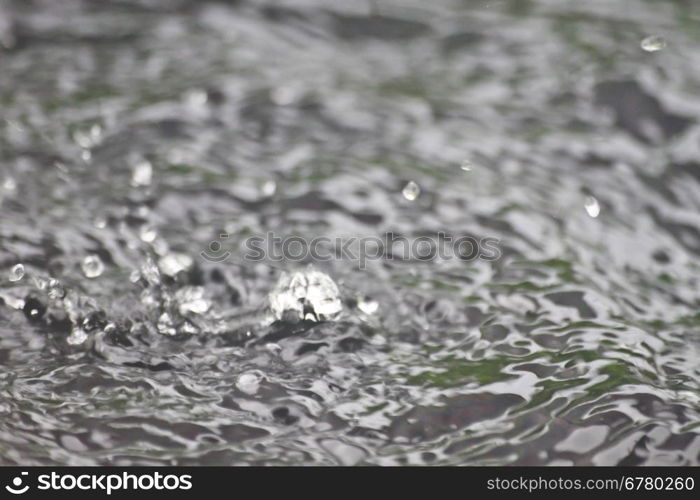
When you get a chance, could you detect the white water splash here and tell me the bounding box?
[268,268,343,322]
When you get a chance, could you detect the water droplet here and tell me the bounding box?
[236,371,262,395]
[584,196,600,218]
[357,298,378,315]
[140,289,159,308]
[129,270,141,283]
[9,263,24,282]
[3,177,16,191]
[47,278,65,300]
[0,290,25,310]
[131,160,153,187]
[67,327,88,346]
[402,181,420,201]
[159,253,193,277]
[81,149,92,162]
[82,310,107,332]
[90,124,102,141]
[271,86,299,106]
[62,290,96,324]
[82,255,105,278]
[176,286,210,315]
[73,130,89,148]
[72,125,102,149]
[152,238,169,256]
[460,160,473,171]
[261,180,276,197]
[369,334,387,346]
[157,312,177,336]
[93,215,107,229]
[265,343,282,355]
[269,268,343,322]
[185,89,208,107]
[180,320,200,335]
[140,257,161,285]
[139,225,157,243]
[641,35,667,52]
[33,276,48,290]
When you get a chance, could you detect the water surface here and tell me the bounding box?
[1,0,700,465]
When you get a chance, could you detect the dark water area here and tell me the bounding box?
[1,0,700,465]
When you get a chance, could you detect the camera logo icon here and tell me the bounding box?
[5,472,29,494]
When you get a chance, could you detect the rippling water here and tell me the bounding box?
[1,0,700,466]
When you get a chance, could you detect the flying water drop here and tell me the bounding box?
[185,89,208,108]
[82,255,105,278]
[402,181,420,201]
[584,196,600,218]
[261,180,276,197]
[9,263,24,282]
[131,160,153,187]
[460,160,473,171]
[3,177,16,191]
[358,298,378,315]
[72,124,102,149]
[641,35,667,52]
[139,225,157,243]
